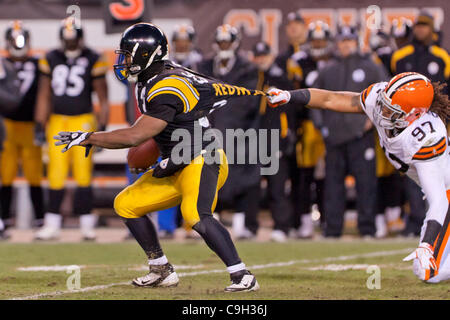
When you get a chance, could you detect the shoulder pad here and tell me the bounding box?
[146,74,200,113]
[411,114,448,161]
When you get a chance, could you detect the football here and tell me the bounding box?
[127,138,160,169]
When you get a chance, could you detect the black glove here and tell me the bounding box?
[34,123,46,146]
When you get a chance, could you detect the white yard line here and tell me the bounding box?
[9,248,413,300]
[17,264,205,272]
[17,265,88,272]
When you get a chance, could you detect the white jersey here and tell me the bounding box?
[360,82,450,283]
[360,81,449,188]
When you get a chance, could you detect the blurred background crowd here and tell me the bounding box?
[0,0,448,242]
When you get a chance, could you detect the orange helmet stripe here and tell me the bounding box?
[386,72,429,98]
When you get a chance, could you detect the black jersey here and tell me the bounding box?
[136,61,265,163]
[4,56,39,121]
[38,48,108,115]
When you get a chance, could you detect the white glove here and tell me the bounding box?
[403,242,437,274]
[266,87,291,108]
[54,131,93,156]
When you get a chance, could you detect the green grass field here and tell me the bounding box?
[1,239,449,300]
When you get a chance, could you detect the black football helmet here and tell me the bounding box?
[60,17,83,56]
[390,18,412,39]
[114,23,169,83]
[5,20,30,58]
[213,24,240,60]
[172,24,196,42]
[307,20,333,59]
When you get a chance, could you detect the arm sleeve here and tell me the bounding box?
[289,89,311,106]
[415,159,449,226]
[144,99,177,122]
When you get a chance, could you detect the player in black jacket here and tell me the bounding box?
[0,21,44,235]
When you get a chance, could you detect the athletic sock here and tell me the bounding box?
[30,186,44,220]
[48,189,65,214]
[148,255,169,266]
[124,216,164,260]
[0,186,12,221]
[73,187,93,216]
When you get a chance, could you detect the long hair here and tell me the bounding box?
[430,82,450,124]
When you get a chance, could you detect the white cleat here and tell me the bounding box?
[80,214,98,241]
[34,226,60,240]
[225,270,259,292]
[298,214,314,239]
[132,263,179,288]
[34,213,62,240]
[270,229,287,243]
[375,214,388,239]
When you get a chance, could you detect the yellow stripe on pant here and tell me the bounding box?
[114,149,229,227]
[1,119,43,186]
[47,113,96,189]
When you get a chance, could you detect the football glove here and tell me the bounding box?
[34,123,46,146]
[403,242,437,276]
[266,88,291,108]
[54,131,93,157]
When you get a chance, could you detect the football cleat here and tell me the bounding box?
[0,229,11,241]
[34,213,62,240]
[298,214,314,239]
[225,270,259,292]
[80,214,97,241]
[270,229,287,242]
[132,263,179,288]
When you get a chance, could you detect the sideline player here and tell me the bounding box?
[267,72,450,283]
[53,23,261,291]
[34,18,110,240]
[1,21,44,232]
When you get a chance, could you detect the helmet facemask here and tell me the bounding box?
[113,44,162,83]
[6,26,29,59]
[374,91,411,130]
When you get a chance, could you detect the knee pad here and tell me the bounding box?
[114,190,138,219]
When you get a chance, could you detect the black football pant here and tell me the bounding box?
[323,132,377,237]
[264,156,292,234]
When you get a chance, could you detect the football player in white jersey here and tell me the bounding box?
[267,72,450,283]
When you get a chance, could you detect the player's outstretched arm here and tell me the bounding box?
[83,114,167,149]
[267,88,363,113]
[54,114,167,154]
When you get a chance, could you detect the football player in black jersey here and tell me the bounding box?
[170,24,202,71]
[54,23,262,292]
[0,21,45,236]
[34,17,110,240]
